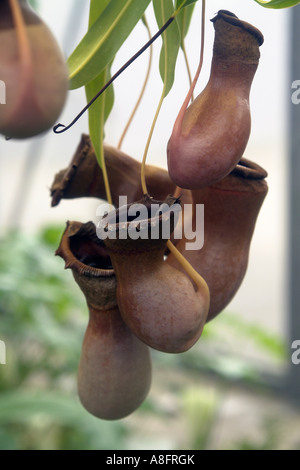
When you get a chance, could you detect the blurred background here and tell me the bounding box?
[0,0,299,450]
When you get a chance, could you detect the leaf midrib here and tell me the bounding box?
[69,0,135,81]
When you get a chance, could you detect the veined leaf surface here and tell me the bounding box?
[68,0,151,89]
[85,0,114,169]
[153,0,181,97]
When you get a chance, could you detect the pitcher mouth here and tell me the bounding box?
[211,10,264,47]
[232,157,268,180]
[56,220,114,277]
[99,194,182,241]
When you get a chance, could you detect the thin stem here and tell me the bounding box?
[172,0,206,199]
[140,0,170,196]
[140,85,166,196]
[118,16,153,150]
[172,185,183,199]
[171,0,206,139]
[140,1,202,196]
[98,69,112,206]
[166,240,209,297]
[181,9,194,102]
[172,0,191,17]
[9,0,31,68]
[182,42,194,101]
[99,144,112,206]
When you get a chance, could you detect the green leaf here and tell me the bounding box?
[175,0,199,9]
[254,0,300,8]
[67,0,151,89]
[85,66,114,168]
[176,2,195,48]
[153,0,181,97]
[85,0,114,169]
[88,0,111,27]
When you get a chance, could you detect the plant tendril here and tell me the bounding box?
[172,0,206,199]
[118,15,153,150]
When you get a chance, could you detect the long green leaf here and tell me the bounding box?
[85,67,114,168]
[67,0,151,90]
[88,0,111,25]
[175,2,195,48]
[85,0,114,169]
[175,0,199,9]
[254,0,300,7]
[153,0,181,97]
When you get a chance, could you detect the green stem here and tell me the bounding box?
[171,0,206,140]
[172,0,206,199]
[181,9,194,101]
[140,0,170,196]
[118,16,153,150]
[140,85,166,196]
[166,240,209,297]
[97,68,112,206]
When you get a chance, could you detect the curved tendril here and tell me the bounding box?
[118,15,153,150]
[166,240,209,299]
[172,0,206,199]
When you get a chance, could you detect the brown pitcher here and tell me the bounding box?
[99,195,210,353]
[50,134,191,208]
[0,0,68,138]
[166,158,268,321]
[167,10,264,189]
[56,220,152,420]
